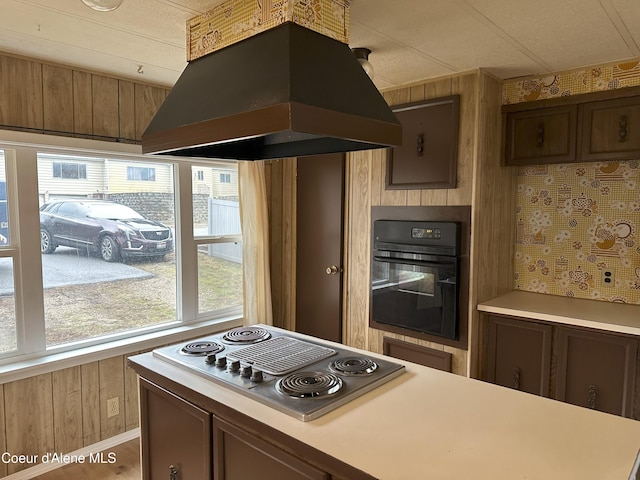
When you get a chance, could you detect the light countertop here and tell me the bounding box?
[478,290,640,336]
[131,326,640,480]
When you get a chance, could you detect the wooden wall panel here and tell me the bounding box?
[0,384,6,477]
[42,64,73,133]
[4,374,54,474]
[447,74,477,206]
[81,361,101,446]
[52,367,83,453]
[0,55,43,129]
[344,150,372,350]
[134,84,167,140]
[73,70,93,135]
[125,352,141,431]
[92,75,119,137]
[98,356,125,440]
[118,80,136,140]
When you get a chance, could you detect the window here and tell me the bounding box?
[127,166,156,181]
[196,170,204,181]
[53,161,86,179]
[220,173,231,183]
[193,166,242,314]
[0,135,242,362]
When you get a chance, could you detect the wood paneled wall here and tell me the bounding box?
[0,352,144,476]
[265,71,515,377]
[0,51,170,477]
[342,71,515,377]
[0,53,168,141]
[265,158,297,332]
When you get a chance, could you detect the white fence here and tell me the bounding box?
[207,199,242,264]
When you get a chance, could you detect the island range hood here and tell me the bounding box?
[141,22,402,161]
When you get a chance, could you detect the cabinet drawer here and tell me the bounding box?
[505,105,577,165]
[579,96,640,162]
[555,326,637,417]
[485,315,552,396]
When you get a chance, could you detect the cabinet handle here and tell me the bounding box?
[416,133,424,156]
[512,367,521,390]
[587,384,597,409]
[618,115,628,143]
[536,124,545,147]
[169,464,178,480]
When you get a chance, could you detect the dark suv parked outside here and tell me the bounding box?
[40,200,173,262]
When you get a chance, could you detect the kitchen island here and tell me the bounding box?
[129,326,640,480]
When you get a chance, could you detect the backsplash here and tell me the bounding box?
[504,60,640,305]
[514,161,639,304]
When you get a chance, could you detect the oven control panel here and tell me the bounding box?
[411,227,441,239]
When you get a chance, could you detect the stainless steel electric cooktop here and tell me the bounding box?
[152,324,405,421]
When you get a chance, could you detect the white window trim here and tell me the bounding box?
[0,129,243,380]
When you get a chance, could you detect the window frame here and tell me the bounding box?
[0,130,243,380]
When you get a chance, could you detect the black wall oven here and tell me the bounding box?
[371,220,461,340]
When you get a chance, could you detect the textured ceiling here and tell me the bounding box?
[0,0,638,91]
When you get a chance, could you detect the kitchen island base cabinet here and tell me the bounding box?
[213,417,329,480]
[555,326,637,417]
[139,378,212,480]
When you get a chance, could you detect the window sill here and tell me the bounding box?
[0,315,243,384]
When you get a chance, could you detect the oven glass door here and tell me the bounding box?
[371,251,458,339]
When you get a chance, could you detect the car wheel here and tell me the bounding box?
[99,235,120,262]
[40,229,57,254]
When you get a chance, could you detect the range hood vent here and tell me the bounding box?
[141,22,402,161]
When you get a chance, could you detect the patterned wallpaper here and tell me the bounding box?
[503,61,640,305]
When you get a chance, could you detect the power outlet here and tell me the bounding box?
[602,269,615,287]
[107,397,119,418]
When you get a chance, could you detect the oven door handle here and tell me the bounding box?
[372,256,455,268]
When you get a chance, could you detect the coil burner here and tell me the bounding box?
[276,371,343,399]
[222,326,272,344]
[180,340,224,356]
[329,357,378,376]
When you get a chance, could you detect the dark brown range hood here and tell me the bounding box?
[141,22,402,161]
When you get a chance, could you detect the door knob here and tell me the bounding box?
[325,265,340,275]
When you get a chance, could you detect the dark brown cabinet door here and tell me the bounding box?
[579,96,640,162]
[485,315,552,396]
[555,326,637,417]
[140,378,212,480]
[504,105,578,165]
[213,417,329,480]
[386,96,459,189]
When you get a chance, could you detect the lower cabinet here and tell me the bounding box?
[483,315,638,418]
[138,377,350,480]
[555,326,637,417]
[213,417,329,480]
[139,378,212,479]
[485,315,552,396]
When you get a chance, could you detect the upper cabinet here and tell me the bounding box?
[504,105,577,165]
[503,86,640,166]
[579,96,640,162]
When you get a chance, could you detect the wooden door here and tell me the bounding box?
[485,315,552,396]
[555,326,637,417]
[295,153,345,343]
[139,378,212,480]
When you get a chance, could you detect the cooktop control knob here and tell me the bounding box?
[228,360,240,373]
[240,365,252,378]
[215,356,227,368]
[250,370,263,383]
[205,353,217,365]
